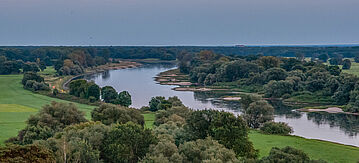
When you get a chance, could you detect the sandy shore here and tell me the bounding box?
[297,107,359,115]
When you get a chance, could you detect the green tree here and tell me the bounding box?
[103,122,157,163]
[91,103,144,126]
[342,59,351,70]
[260,122,293,135]
[185,110,258,158]
[86,82,101,100]
[259,146,327,163]
[318,53,329,62]
[243,100,274,128]
[264,80,294,98]
[258,56,280,69]
[262,68,288,82]
[36,121,110,163]
[22,72,44,85]
[179,137,239,163]
[69,79,88,98]
[116,91,132,107]
[101,86,118,103]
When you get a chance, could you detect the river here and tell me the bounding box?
[84,64,359,147]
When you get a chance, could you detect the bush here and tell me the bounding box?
[259,146,327,163]
[24,80,50,91]
[91,103,144,126]
[260,122,293,135]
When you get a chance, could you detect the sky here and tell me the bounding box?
[0,0,358,46]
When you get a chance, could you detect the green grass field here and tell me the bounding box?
[0,74,95,144]
[143,112,359,163]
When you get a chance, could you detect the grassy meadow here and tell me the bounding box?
[0,74,95,144]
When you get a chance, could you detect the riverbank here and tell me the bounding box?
[143,112,359,163]
[45,61,142,91]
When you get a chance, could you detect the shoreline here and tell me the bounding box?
[61,61,142,90]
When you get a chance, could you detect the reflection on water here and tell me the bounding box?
[85,64,359,147]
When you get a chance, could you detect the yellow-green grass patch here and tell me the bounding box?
[0,104,37,112]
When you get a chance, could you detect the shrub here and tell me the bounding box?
[260,122,293,135]
[91,104,144,126]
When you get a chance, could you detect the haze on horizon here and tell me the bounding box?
[0,0,358,46]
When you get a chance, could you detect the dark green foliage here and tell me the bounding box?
[149,96,183,112]
[355,54,359,63]
[69,79,88,98]
[101,86,118,103]
[103,122,157,163]
[318,53,329,62]
[22,72,44,85]
[185,110,258,158]
[258,56,280,69]
[0,56,23,74]
[22,62,40,72]
[0,144,55,163]
[243,100,274,129]
[91,103,144,126]
[24,80,50,91]
[69,79,100,101]
[52,88,59,96]
[86,83,101,100]
[260,122,293,135]
[259,146,327,163]
[342,59,352,69]
[264,80,294,98]
[8,101,87,145]
[262,68,288,82]
[117,91,132,107]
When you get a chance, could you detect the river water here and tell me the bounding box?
[84,64,359,147]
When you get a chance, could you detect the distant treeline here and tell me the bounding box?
[1,46,359,75]
[1,46,359,62]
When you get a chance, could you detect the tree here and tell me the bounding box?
[262,68,288,82]
[91,103,144,126]
[258,56,280,69]
[36,121,110,163]
[355,54,359,63]
[243,100,274,128]
[295,53,305,61]
[101,86,118,103]
[22,72,44,85]
[259,146,327,163]
[103,122,157,163]
[0,144,55,162]
[69,79,88,98]
[179,137,239,163]
[86,82,100,100]
[116,91,132,107]
[23,62,40,72]
[318,53,329,62]
[9,101,87,144]
[264,80,294,98]
[141,136,182,163]
[260,122,293,135]
[342,59,351,70]
[185,110,258,158]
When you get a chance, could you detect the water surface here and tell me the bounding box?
[85,64,359,147]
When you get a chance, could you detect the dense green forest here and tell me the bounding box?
[177,50,359,113]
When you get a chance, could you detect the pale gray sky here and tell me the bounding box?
[0,0,358,46]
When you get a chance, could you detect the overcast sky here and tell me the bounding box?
[0,0,358,46]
